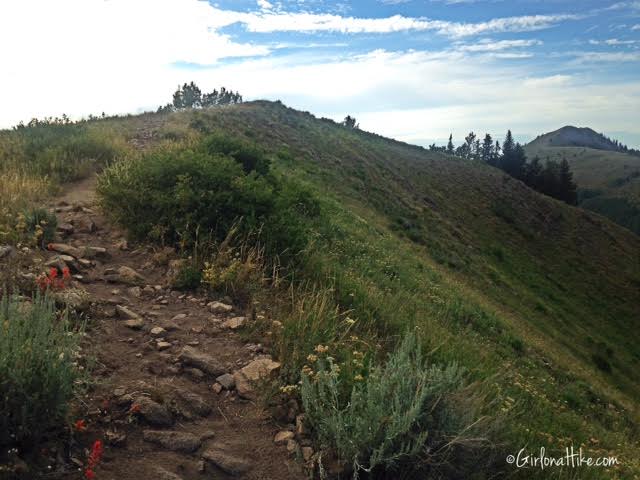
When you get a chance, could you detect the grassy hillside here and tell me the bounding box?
[146,102,640,477]
[526,133,640,235]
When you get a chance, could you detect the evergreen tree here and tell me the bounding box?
[464,132,476,160]
[481,133,493,163]
[447,134,454,154]
[343,115,358,129]
[524,156,543,189]
[559,158,578,205]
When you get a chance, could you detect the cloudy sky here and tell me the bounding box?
[1,0,639,147]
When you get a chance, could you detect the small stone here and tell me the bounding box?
[124,318,145,330]
[208,301,233,314]
[135,353,143,358]
[105,429,127,447]
[171,313,187,321]
[216,373,235,390]
[107,265,146,285]
[212,383,223,394]
[113,387,126,397]
[302,447,314,461]
[286,439,299,454]
[184,368,205,381]
[240,357,281,382]
[295,414,307,436]
[143,430,201,452]
[57,223,75,235]
[154,467,184,480]
[150,326,166,337]
[171,390,212,419]
[233,371,253,399]
[116,304,141,320]
[197,460,206,473]
[82,246,108,259]
[187,341,200,346]
[157,341,172,351]
[116,239,129,251]
[0,245,15,259]
[133,396,173,426]
[222,316,246,330]
[274,431,294,445]
[47,243,81,258]
[76,217,97,234]
[143,285,155,295]
[191,326,204,334]
[128,286,143,298]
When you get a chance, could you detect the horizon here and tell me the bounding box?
[1,0,639,148]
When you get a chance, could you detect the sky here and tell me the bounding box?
[1,0,639,147]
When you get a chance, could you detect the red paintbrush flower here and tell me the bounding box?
[49,267,58,279]
[74,419,87,432]
[62,266,71,280]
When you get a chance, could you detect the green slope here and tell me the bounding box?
[526,130,640,235]
[159,103,638,477]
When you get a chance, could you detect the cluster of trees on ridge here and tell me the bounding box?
[430,131,578,205]
[158,82,242,113]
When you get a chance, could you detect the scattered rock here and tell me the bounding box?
[212,383,223,394]
[274,431,294,445]
[116,239,129,251]
[143,430,201,453]
[115,304,141,320]
[124,318,145,330]
[83,246,108,259]
[157,341,172,351]
[0,245,14,259]
[296,414,307,436]
[216,373,235,390]
[133,396,173,426]
[202,446,252,476]
[171,313,187,322]
[128,286,143,298]
[208,301,233,314]
[184,367,205,381]
[233,371,254,399]
[150,326,166,337]
[51,288,91,312]
[179,346,225,377]
[222,316,246,330]
[240,357,281,382]
[302,446,314,461]
[105,429,127,447]
[47,243,81,258]
[76,216,97,233]
[286,439,299,454]
[171,390,212,419]
[106,265,146,285]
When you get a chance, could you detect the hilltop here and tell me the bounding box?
[1,101,639,479]
[525,127,640,234]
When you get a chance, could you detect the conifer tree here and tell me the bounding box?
[447,134,454,154]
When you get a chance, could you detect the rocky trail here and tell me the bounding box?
[30,139,308,478]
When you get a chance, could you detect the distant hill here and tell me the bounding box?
[526,128,640,234]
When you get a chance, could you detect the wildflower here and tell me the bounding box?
[47,243,54,251]
[354,374,364,382]
[280,385,298,394]
[350,336,359,342]
[345,317,356,325]
[301,365,314,376]
[84,469,95,480]
[62,267,71,280]
[49,267,58,279]
[306,354,318,363]
[314,344,329,354]
[128,403,141,414]
[84,440,103,479]
[74,419,87,432]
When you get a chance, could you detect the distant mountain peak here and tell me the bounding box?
[529,126,624,152]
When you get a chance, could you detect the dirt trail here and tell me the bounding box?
[46,131,305,479]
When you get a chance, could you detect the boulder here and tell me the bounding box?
[215,373,235,390]
[115,305,141,320]
[208,301,233,314]
[222,317,245,330]
[274,431,294,445]
[133,396,173,426]
[47,243,81,258]
[202,446,251,476]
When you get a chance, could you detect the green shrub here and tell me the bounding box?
[0,294,81,447]
[171,262,203,291]
[301,332,492,478]
[97,134,320,264]
[21,207,57,248]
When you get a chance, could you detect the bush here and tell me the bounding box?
[301,332,493,478]
[0,294,81,448]
[20,207,57,248]
[97,134,320,264]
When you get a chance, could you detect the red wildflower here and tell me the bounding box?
[62,267,71,280]
[47,243,54,251]
[74,419,87,432]
[84,439,103,479]
[128,403,141,414]
[49,267,58,278]
[84,469,95,480]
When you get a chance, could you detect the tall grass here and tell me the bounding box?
[0,294,82,448]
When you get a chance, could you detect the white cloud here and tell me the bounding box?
[257,0,274,10]
[589,38,638,45]
[455,39,542,52]
[632,24,640,30]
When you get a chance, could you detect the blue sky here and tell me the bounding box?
[1,0,639,147]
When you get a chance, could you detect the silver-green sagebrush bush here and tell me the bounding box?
[302,332,495,479]
[0,294,81,447]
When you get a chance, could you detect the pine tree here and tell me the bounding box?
[447,134,454,154]
[559,158,578,205]
[481,133,493,163]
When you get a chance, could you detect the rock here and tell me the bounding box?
[124,318,145,330]
[302,446,314,461]
[83,246,108,259]
[105,429,127,447]
[47,243,81,258]
[76,217,97,233]
[159,320,180,331]
[166,259,186,287]
[295,414,307,436]
[150,326,166,336]
[171,313,187,322]
[222,316,246,330]
[116,304,141,320]
[116,239,129,251]
[179,346,225,376]
[202,446,251,476]
[133,396,173,426]
[184,368,205,381]
[274,431,294,445]
[171,390,211,419]
[208,301,233,314]
[106,265,146,285]
[157,341,172,351]
[128,286,143,298]
[240,357,281,382]
[216,373,235,390]
[212,383,223,394]
[154,467,184,480]
[286,439,299,454]
[0,245,14,259]
[233,371,254,399]
[143,285,155,295]
[51,288,91,312]
[57,223,74,235]
[143,430,201,453]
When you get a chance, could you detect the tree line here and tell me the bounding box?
[158,82,242,113]
[430,131,578,205]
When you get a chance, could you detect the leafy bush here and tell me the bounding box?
[301,332,493,478]
[20,207,57,248]
[171,262,203,291]
[97,134,320,264]
[0,294,81,447]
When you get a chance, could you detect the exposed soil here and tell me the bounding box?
[10,128,306,479]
